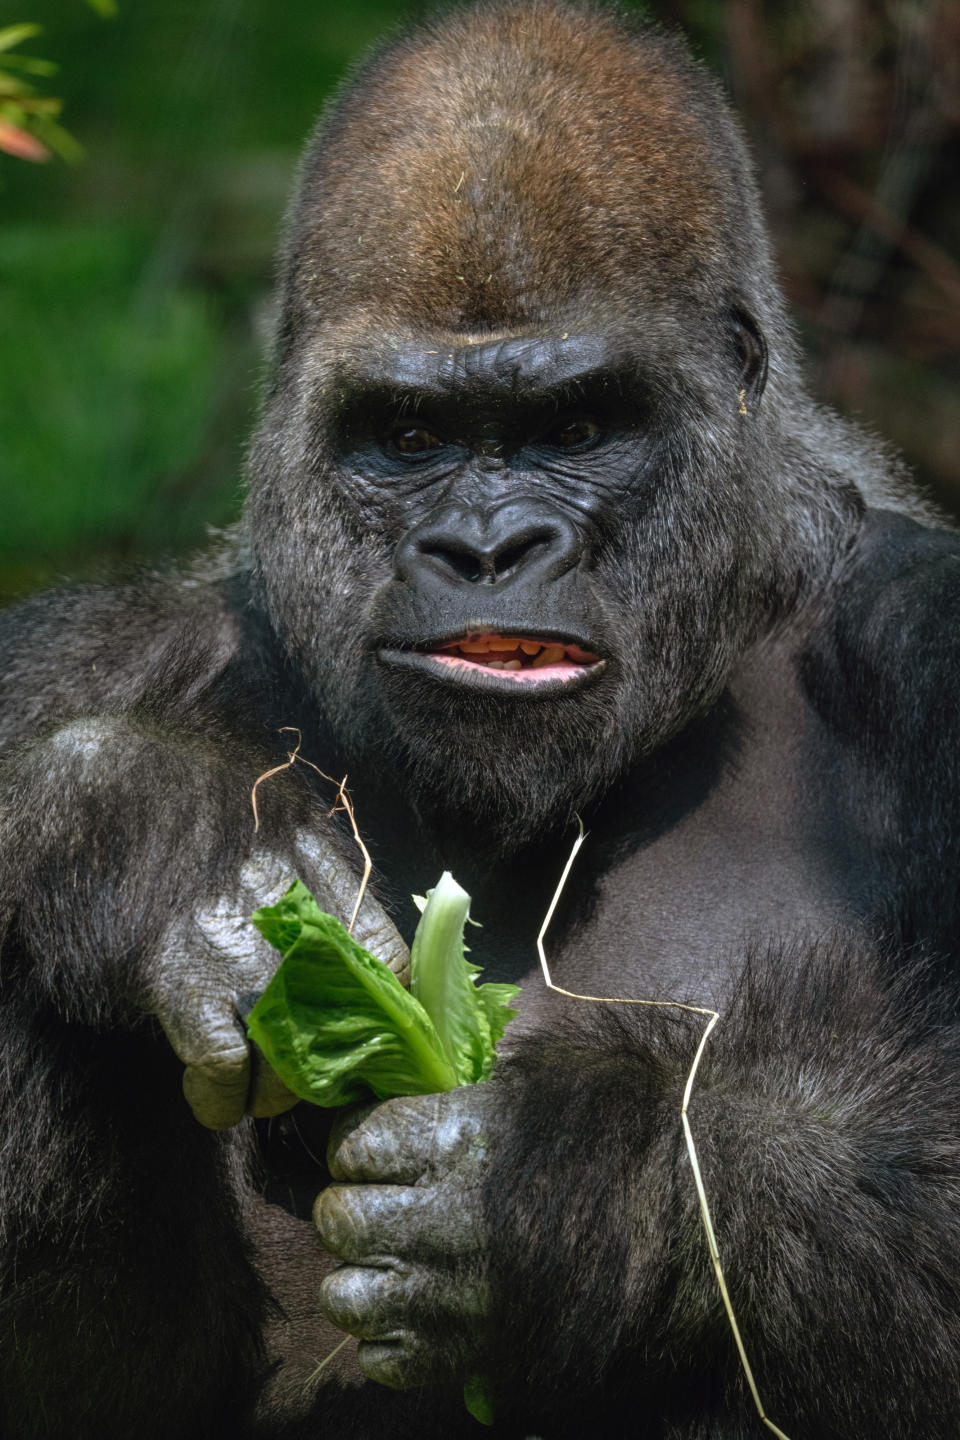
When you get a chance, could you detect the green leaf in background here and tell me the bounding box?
[0,25,43,55]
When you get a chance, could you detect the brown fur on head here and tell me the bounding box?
[280,0,778,347]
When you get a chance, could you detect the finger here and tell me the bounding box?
[328,1090,487,1184]
[247,1041,298,1118]
[355,1336,431,1390]
[181,1046,249,1130]
[319,1262,411,1338]
[304,842,411,985]
[353,908,411,987]
[319,1264,487,1389]
[318,1267,434,1390]
[317,1183,419,1261]
[315,1181,481,1262]
[328,1095,445,1183]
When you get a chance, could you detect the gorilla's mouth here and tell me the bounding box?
[380,633,605,692]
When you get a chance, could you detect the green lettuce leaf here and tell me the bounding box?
[411,871,518,1084]
[247,880,457,1105]
[246,874,519,1107]
[463,1374,495,1426]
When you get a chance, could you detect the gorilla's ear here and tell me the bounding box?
[730,305,769,402]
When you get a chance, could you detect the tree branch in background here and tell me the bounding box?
[0,4,116,164]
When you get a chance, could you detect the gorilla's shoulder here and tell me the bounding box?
[838,506,960,648]
[803,506,960,741]
[0,565,254,749]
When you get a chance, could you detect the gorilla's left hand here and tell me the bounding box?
[315,1086,496,1389]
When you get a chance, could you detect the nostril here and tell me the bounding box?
[394,501,585,589]
[494,537,548,580]
[421,543,487,584]
[420,532,549,585]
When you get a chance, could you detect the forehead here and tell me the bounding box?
[292,3,733,336]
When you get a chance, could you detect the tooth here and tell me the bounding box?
[519,641,541,655]
[487,660,506,669]
[459,638,491,653]
[488,636,521,651]
[502,659,522,670]
[533,645,565,667]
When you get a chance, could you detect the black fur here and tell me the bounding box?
[484,939,960,1437]
[1,2,959,1436]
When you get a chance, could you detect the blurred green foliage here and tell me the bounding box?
[0,23,78,164]
[1,0,958,603]
[1,224,221,550]
[0,0,412,600]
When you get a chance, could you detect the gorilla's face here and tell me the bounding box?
[244,3,850,849]
[250,313,784,847]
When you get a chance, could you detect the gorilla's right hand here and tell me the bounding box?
[150,843,410,1130]
[0,714,409,1131]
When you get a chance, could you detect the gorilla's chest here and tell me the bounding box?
[462,640,885,1020]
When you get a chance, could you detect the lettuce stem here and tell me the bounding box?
[410,872,472,1073]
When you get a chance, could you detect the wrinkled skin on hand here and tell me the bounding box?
[315,1087,496,1389]
[148,841,410,1131]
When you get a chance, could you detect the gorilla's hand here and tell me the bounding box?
[315,1087,495,1389]
[149,842,410,1131]
[0,715,411,1131]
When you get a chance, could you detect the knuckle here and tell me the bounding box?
[185,1045,249,1082]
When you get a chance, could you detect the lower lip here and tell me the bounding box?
[379,649,606,693]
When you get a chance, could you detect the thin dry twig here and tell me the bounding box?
[302,1333,353,1396]
[537,822,791,1440]
[250,727,372,934]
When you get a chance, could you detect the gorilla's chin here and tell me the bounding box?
[332,665,637,854]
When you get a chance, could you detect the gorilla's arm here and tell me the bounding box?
[0,578,406,1108]
[487,944,960,1437]
[0,594,407,1438]
[0,704,406,1116]
[0,575,246,748]
[0,706,285,1437]
[317,937,960,1439]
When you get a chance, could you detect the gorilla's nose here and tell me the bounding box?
[394,499,584,589]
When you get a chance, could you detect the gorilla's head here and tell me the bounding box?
[246,0,861,847]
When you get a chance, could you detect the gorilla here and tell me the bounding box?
[2,2,959,1437]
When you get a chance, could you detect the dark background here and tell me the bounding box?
[2,0,958,603]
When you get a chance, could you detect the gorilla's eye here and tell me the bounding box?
[390,426,444,457]
[543,418,603,450]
